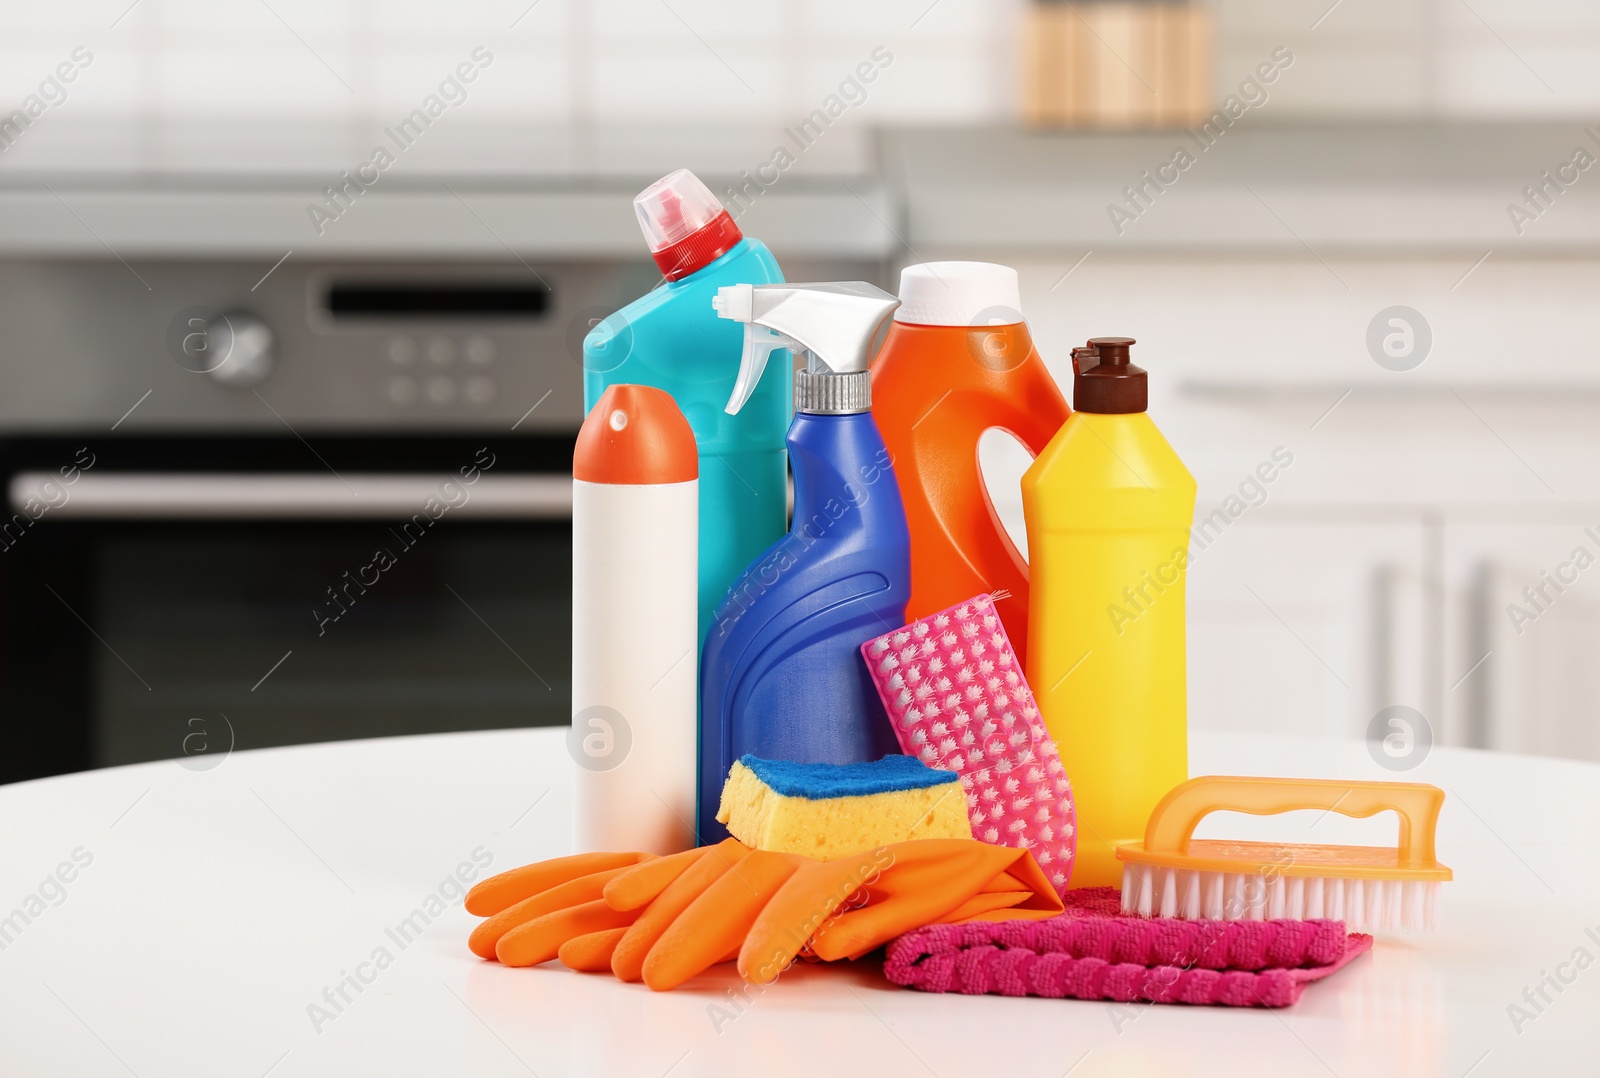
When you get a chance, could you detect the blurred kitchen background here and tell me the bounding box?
[2,0,1598,781]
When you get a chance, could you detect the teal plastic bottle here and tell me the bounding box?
[583,169,789,649]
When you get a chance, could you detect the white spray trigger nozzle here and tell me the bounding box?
[716,282,898,415]
[717,284,796,416]
[712,283,752,323]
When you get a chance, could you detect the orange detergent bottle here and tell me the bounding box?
[870,262,1070,666]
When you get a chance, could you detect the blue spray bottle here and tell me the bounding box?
[583,169,789,653]
[697,282,911,841]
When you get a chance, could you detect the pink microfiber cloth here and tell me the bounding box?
[862,594,1075,896]
[885,888,1373,1008]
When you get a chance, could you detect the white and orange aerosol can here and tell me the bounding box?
[571,384,698,854]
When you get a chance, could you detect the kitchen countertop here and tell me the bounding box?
[0,118,893,259]
[5,119,1600,258]
[0,180,898,262]
[1,726,1592,1077]
[880,122,1600,254]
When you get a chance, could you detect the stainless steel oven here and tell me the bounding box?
[0,252,627,783]
[0,188,887,783]
[2,434,579,782]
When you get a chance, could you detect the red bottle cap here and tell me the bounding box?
[634,168,743,281]
[574,384,698,485]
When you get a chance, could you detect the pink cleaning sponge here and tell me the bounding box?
[862,594,1076,895]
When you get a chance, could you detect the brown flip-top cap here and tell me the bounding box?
[1072,336,1147,414]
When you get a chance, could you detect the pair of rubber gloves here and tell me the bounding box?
[466,837,1064,991]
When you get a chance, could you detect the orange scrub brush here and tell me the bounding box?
[1115,776,1452,932]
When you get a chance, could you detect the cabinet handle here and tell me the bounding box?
[1462,561,1495,750]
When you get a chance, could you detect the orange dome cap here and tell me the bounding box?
[574,384,698,485]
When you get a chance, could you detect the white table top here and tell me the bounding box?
[2,727,1594,1078]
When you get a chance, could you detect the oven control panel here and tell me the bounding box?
[0,254,878,434]
[0,260,612,434]
[379,333,498,408]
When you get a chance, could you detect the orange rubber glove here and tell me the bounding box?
[608,840,749,982]
[739,838,1064,984]
[603,845,713,911]
[466,851,654,963]
[558,927,632,972]
[496,899,638,967]
[465,839,1063,989]
[466,852,649,917]
[641,849,806,991]
[467,846,719,970]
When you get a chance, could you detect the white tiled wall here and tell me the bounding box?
[0,0,1017,124]
[1219,0,1600,117]
[3,0,1596,128]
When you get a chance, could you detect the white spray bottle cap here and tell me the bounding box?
[713,283,900,415]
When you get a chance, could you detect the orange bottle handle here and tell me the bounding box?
[974,346,1069,573]
[1142,776,1445,868]
[985,336,1070,457]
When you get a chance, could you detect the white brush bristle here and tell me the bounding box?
[1119,864,1440,932]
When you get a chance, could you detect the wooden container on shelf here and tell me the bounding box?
[1023,2,1081,125]
[1022,1,1212,129]
[1154,3,1211,125]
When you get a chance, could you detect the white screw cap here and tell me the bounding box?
[894,261,1024,327]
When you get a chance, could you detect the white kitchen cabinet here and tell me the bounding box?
[1184,512,1432,742]
[1443,518,1600,761]
[981,432,1437,744]
[965,252,1600,761]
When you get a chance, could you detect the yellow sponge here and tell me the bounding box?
[716,754,972,860]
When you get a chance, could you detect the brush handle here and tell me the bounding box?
[1143,776,1445,867]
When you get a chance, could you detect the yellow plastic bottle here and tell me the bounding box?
[1022,337,1196,888]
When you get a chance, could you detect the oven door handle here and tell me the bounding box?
[7,472,573,520]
